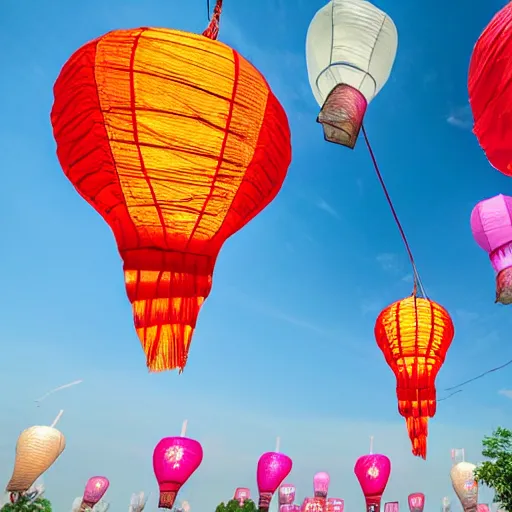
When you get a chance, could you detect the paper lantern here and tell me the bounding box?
[451,462,478,512]
[468,3,512,176]
[302,498,325,512]
[234,487,250,506]
[327,498,345,512]
[129,491,147,512]
[281,506,300,512]
[471,194,512,304]
[50,4,292,373]
[6,425,66,493]
[442,497,451,512]
[354,453,391,512]
[477,505,490,512]
[306,0,397,148]
[375,296,454,458]
[408,493,425,512]
[81,477,109,510]
[279,484,296,505]
[257,452,293,511]
[313,472,330,499]
[385,502,399,512]
[153,436,203,509]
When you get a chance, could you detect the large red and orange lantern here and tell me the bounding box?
[375,296,454,458]
[50,0,291,372]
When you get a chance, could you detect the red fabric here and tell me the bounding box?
[469,3,512,176]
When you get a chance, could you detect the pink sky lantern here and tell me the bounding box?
[327,498,344,512]
[81,476,109,510]
[279,484,296,505]
[408,493,425,512]
[354,438,391,512]
[385,502,399,512]
[257,437,293,511]
[234,487,250,505]
[477,505,490,512]
[313,472,330,499]
[470,194,512,304]
[302,497,324,511]
[153,420,203,509]
[281,506,300,512]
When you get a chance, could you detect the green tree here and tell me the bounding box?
[215,499,258,512]
[474,427,512,512]
[1,496,52,512]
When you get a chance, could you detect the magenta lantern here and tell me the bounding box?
[302,497,324,511]
[354,453,391,512]
[279,484,296,505]
[234,487,250,505]
[327,498,344,512]
[470,194,512,303]
[408,493,425,512]
[153,436,203,509]
[257,451,293,511]
[313,472,330,499]
[477,505,490,512]
[385,502,399,512]
[81,476,109,510]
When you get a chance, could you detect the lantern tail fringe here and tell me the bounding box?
[496,267,512,304]
[317,83,367,149]
[203,0,223,40]
[124,268,213,373]
[406,416,428,459]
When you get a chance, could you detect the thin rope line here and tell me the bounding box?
[361,125,428,298]
[445,358,512,391]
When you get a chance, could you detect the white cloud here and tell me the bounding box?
[447,105,473,130]
[499,389,512,399]
[316,199,340,220]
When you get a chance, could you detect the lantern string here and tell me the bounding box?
[444,357,512,391]
[203,0,223,40]
[361,125,428,299]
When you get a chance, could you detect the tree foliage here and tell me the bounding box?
[474,427,512,512]
[1,497,52,512]
[215,499,258,512]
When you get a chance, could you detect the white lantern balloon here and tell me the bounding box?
[306,0,398,148]
[450,462,478,512]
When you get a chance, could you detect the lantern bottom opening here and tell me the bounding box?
[158,490,177,509]
[496,267,512,304]
[317,83,367,149]
[259,492,272,511]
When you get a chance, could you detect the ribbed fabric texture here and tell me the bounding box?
[51,27,291,372]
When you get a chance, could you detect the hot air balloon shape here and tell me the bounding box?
[234,487,251,506]
[257,440,293,511]
[6,411,66,498]
[354,449,391,512]
[451,462,478,512]
[442,498,451,512]
[50,0,292,373]
[302,497,325,512]
[468,3,512,176]
[408,493,425,512]
[153,421,203,509]
[279,484,296,505]
[470,195,512,304]
[306,0,397,148]
[478,505,490,512]
[375,296,454,458]
[129,491,148,512]
[385,503,399,512]
[313,472,330,499]
[80,476,109,511]
[327,498,345,512]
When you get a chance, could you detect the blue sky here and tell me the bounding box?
[0,0,511,510]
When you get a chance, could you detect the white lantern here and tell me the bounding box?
[306,0,398,148]
[450,461,478,512]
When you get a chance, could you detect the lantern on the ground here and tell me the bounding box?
[257,451,292,511]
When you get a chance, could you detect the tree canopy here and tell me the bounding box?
[1,497,52,512]
[215,498,258,512]
[474,426,512,512]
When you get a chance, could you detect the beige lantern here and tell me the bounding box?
[450,462,478,512]
[6,411,66,492]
